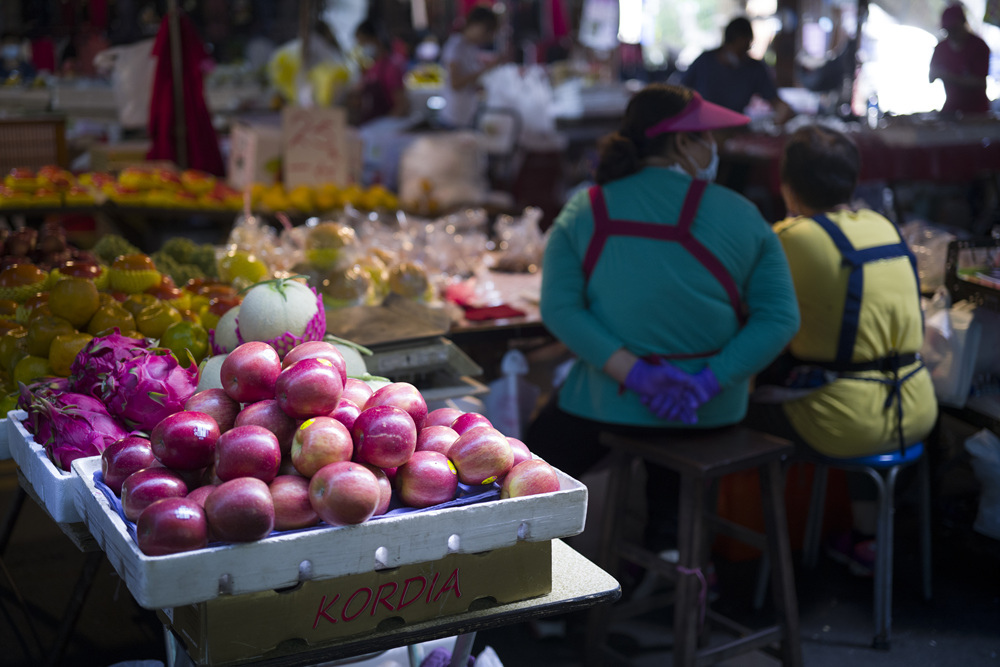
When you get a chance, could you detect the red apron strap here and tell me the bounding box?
[582,186,612,280]
[677,179,709,232]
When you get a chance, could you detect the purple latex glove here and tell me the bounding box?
[639,366,721,423]
[420,648,475,667]
[624,359,693,399]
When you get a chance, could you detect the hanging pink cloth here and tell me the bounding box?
[146,13,225,176]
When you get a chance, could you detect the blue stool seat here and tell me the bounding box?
[801,441,932,650]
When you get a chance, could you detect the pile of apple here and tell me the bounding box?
[101,339,560,557]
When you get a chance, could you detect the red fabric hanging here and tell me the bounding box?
[147,13,225,176]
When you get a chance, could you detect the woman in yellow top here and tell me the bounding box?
[746,125,937,572]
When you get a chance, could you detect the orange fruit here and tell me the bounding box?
[48,277,101,328]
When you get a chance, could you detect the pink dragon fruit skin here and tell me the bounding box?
[102,349,199,431]
[32,395,130,471]
[69,328,152,399]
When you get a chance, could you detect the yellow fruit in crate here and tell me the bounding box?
[48,277,101,328]
[288,185,315,212]
[249,182,267,207]
[217,250,268,285]
[135,302,183,339]
[49,332,93,377]
[108,254,162,294]
[13,355,52,386]
[26,314,75,358]
[260,184,291,212]
[87,302,137,336]
[339,184,364,208]
[315,184,341,210]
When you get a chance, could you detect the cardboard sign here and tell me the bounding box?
[227,120,283,189]
[282,107,352,187]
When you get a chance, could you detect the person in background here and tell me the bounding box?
[681,17,793,124]
[525,83,800,553]
[438,5,501,128]
[929,3,991,116]
[350,19,409,125]
[0,32,36,82]
[745,125,937,575]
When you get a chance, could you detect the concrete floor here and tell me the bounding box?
[1,443,999,667]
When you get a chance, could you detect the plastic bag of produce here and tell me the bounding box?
[964,428,1000,540]
[484,349,540,440]
[900,220,962,293]
[921,292,981,408]
[399,131,488,210]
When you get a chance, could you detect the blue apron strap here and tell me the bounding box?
[812,214,863,367]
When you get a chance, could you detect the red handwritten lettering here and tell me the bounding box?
[372,582,398,615]
[397,576,426,611]
[341,587,373,622]
[425,572,440,604]
[434,568,462,602]
[313,594,340,628]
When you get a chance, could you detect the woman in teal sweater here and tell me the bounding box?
[526,84,799,549]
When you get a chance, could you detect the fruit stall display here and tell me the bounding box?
[1,165,399,216]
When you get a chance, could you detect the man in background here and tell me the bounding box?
[930,3,991,116]
[682,17,793,124]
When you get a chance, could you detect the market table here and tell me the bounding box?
[162,539,620,667]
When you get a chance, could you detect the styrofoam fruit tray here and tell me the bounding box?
[8,410,90,523]
[1,412,10,460]
[72,456,588,610]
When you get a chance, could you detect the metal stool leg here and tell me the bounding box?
[673,471,709,667]
[802,465,829,569]
[760,459,804,667]
[865,466,892,650]
[919,453,933,601]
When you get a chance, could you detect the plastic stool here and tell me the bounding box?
[585,426,803,667]
[800,442,932,649]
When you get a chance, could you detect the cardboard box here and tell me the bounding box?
[158,540,551,665]
[227,120,283,189]
[7,410,89,523]
[282,107,353,187]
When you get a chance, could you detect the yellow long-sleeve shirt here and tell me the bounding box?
[774,209,937,456]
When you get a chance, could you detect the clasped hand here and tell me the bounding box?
[624,359,720,423]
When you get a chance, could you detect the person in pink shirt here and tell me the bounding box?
[929,3,992,116]
[352,20,410,125]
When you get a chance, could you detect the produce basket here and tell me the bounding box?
[72,456,588,610]
[7,410,89,523]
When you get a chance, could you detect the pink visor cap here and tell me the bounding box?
[645,92,750,138]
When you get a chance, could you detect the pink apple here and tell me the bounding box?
[449,426,514,486]
[450,412,493,435]
[360,463,393,516]
[396,451,459,509]
[291,416,354,477]
[150,411,221,470]
[137,498,208,556]
[101,435,157,495]
[341,378,373,408]
[364,382,428,430]
[282,340,347,383]
[507,437,532,468]
[329,398,361,432]
[186,484,216,507]
[426,407,463,428]
[214,425,282,483]
[275,357,344,420]
[383,466,398,486]
[269,475,320,530]
[204,477,275,542]
[184,388,241,432]
[221,341,282,403]
[500,459,561,499]
[121,468,189,522]
[235,399,298,454]
[352,405,417,469]
[308,461,381,526]
[416,425,460,457]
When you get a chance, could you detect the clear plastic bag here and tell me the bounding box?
[921,290,981,408]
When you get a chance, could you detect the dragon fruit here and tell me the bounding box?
[17,386,130,471]
[69,328,152,399]
[102,349,199,431]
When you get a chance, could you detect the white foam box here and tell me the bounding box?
[0,412,10,460]
[7,410,90,523]
[72,456,587,611]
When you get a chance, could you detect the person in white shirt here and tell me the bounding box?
[439,6,500,128]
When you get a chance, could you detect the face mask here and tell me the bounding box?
[687,136,719,182]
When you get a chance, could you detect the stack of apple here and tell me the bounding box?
[101,339,560,557]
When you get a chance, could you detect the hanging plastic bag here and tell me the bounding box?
[483,349,540,440]
[93,38,155,129]
[921,292,981,408]
[964,428,1000,540]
